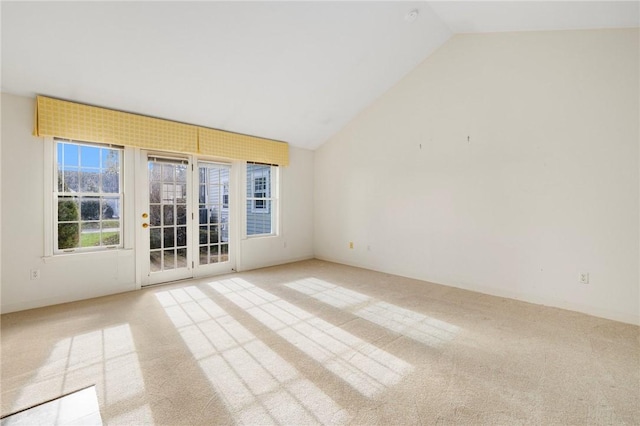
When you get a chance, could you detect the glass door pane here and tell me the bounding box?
[147,157,190,281]
[198,162,230,267]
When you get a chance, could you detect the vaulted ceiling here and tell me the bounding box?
[2,1,638,150]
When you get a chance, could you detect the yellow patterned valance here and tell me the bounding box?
[198,127,289,166]
[33,96,289,166]
[34,96,198,153]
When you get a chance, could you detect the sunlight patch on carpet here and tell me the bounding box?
[209,278,413,399]
[286,277,460,347]
[156,287,349,425]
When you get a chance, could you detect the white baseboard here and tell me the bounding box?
[1,284,136,314]
[314,255,640,326]
[237,255,315,273]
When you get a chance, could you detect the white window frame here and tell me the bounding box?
[244,162,279,238]
[44,137,134,257]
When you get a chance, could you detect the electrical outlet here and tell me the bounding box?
[579,272,589,284]
[349,242,354,249]
[30,269,40,280]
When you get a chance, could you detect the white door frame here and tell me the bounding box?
[135,150,238,287]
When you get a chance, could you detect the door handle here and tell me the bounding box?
[142,223,149,228]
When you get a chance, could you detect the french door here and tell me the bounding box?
[195,161,232,277]
[140,154,234,286]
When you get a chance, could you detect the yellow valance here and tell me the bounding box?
[198,127,289,166]
[34,96,289,166]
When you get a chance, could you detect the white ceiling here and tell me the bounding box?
[429,1,639,33]
[2,1,638,150]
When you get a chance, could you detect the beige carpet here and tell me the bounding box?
[1,259,638,425]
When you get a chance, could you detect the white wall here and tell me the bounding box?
[238,146,315,271]
[1,93,314,313]
[314,29,640,325]
[1,94,137,313]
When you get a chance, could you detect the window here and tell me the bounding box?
[55,139,123,252]
[253,176,268,211]
[246,163,277,236]
[223,182,229,208]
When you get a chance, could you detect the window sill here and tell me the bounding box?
[42,248,134,264]
[244,234,278,240]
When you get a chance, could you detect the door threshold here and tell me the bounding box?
[142,270,237,288]
[141,277,197,288]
